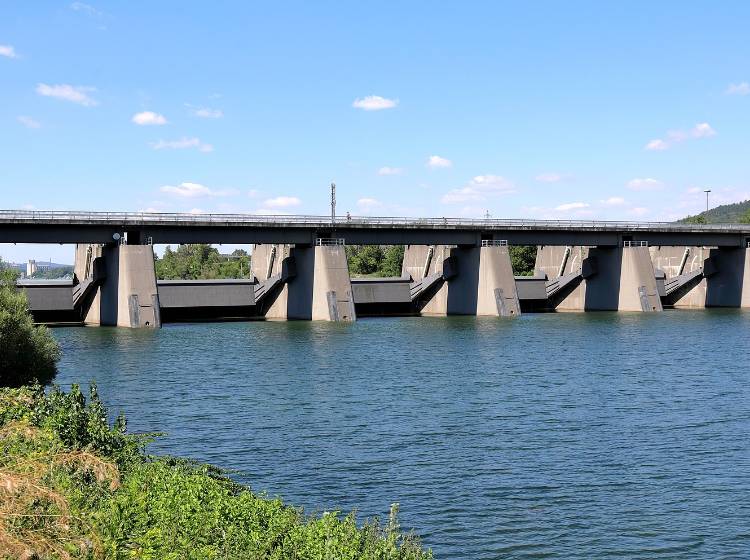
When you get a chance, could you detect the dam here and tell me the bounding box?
[4,209,750,327]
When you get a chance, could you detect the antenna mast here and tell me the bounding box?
[330,182,336,226]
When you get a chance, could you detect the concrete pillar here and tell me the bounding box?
[476,245,521,317]
[74,243,161,328]
[535,245,662,312]
[403,244,520,316]
[251,243,355,321]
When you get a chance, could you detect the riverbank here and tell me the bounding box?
[0,383,431,559]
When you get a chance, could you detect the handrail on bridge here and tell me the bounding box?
[2,209,750,233]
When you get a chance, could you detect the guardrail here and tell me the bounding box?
[2,209,750,232]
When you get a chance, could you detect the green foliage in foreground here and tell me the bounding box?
[156,244,251,280]
[0,270,60,387]
[0,384,432,560]
[508,245,537,276]
[347,245,405,277]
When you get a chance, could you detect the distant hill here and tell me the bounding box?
[679,199,750,224]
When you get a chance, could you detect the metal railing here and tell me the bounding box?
[315,238,345,246]
[2,209,750,232]
[623,241,649,247]
[481,239,508,246]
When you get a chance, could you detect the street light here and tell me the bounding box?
[704,189,711,213]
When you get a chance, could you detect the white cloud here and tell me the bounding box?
[645,122,716,151]
[726,82,750,95]
[352,95,398,111]
[686,186,703,194]
[441,174,515,203]
[629,207,650,217]
[36,83,98,106]
[357,197,382,210]
[427,155,452,168]
[151,137,213,152]
[601,196,626,206]
[0,44,18,58]
[17,116,41,129]
[160,182,234,198]
[645,139,669,151]
[188,105,223,119]
[627,178,663,191]
[377,166,403,176]
[247,189,259,198]
[188,208,205,214]
[70,2,102,16]
[535,172,563,183]
[132,111,167,125]
[263,196,301,208]
[555,202,589,211]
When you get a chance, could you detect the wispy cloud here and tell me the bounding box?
[535,172,563,183]
[17,116,41,129]
[627,178,663,191]
[352,95,398,111]
[186,104,224,119]
[160,182,235,198]
[427,155,452,169]
[357,197,382,211]
[132,111,167,125]
[0,44,18,58]
[36,83,98,106]
[377,166,403,176]
[70,2,103,16]
[263,196,301,208]
[441,175,515,204]
[151,137,213,152]
[629,207,649,217]
[726,82,750,96]
[645,122,716,151]
[601,196,626,206]
[554,202,589,212]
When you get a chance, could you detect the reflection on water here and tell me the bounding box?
[53,311,750,559]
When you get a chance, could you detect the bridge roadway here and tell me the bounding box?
[3,209,750,247]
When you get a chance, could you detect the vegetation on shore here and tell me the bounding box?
[346,245,405,277]
[0,269,60,388]
[0,384,431,560]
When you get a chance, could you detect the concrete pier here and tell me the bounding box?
[536,245,662,312]
[251,243,355,322]
[403,244,520,316]
[74,243,161,327]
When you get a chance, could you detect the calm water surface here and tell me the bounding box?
[52,311,750,559]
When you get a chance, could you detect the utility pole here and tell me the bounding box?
[330,182,336,227]
[704,189,711,213]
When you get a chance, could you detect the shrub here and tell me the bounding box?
[0,269,61,387]
[0,385,432,560]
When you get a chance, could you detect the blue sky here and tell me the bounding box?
[2,1,750,262]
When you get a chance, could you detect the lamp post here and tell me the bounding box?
[704,189,711,213]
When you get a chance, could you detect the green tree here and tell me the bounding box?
[683,214,707,224]
[156,244,251,280]
[347,245,385,276]
[509,245,537,276]
[380,245,405,277]
[739,208,750,224]
[0,269,61,387]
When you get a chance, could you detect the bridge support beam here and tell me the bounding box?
[536,245,662,312]
[251,243,355,321]
[403,244,520,316]
[74,243,161,327]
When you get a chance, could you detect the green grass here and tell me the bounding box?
[0,384,432,560]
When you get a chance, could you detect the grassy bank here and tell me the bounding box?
[0,384,431,560]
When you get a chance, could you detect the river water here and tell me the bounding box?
[52,311,750,559]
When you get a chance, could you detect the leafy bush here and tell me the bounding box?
[509,245,537,276]
[0,385,432,560]
[0,269,61,387]
[347,245,405,277]
[156,245,251,280]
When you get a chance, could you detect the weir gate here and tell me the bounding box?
[3,210,750,327]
